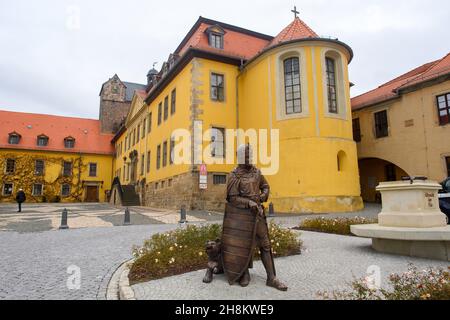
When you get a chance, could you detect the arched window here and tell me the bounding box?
[337,150,347,172]
[326,57,338,114]
[283,57,301,114]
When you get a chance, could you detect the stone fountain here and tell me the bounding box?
[351,178,450,261]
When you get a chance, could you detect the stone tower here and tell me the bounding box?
[99,74,146,133]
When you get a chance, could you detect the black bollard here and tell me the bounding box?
[124,207,131,226]
[268,202,275,217]
[179,205,187,224]
[59,208,69,230]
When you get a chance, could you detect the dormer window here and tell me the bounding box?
[37,135,49,147]
[64,137,75,149]
[8,132,21,145]
[205,25,225,49]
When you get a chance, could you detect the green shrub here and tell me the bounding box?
[129,221,302,284]
[318,264,450,300]
[297,216,377,235]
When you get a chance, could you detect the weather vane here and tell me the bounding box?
[291,6,299,18]
[153,62,158,68]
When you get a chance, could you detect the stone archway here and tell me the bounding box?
[358,158,409,203]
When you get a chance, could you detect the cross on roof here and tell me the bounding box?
[291,6,299,18]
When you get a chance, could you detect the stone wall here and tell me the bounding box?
[144,170,227,212]
[99,100,131,133]
[99,75,130,133]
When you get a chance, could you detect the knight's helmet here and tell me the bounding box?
[237,144,254,165]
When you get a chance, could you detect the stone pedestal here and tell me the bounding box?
[377,180,447,228]
[351,180,450,261]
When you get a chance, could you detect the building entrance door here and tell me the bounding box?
[85,186,99,202]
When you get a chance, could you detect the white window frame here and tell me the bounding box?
[2,183,14,196]
[321,49,348,120]
[210,127,225,158]
[275,48,310,121]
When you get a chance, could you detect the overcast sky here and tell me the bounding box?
[0,0,448,119]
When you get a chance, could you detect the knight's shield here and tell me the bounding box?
[221,203,258,285]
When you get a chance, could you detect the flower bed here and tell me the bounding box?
[318,264,450,300]
[129,222,303,284]
[297,216,377,236]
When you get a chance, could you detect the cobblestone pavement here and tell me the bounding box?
[0,202,381,233]
[132,230,449,300]
[0,203,384,300]
[0,203,225,233]
[0,224,177,300]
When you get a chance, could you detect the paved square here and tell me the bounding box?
[2,202,445,300]
[0,203,224,233]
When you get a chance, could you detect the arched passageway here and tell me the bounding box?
[358,158,409,203]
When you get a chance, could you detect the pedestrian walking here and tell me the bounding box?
[15,188,26,213]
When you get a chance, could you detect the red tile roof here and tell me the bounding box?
[0,110,115,155]
[397,53,450,91]
[351,53,450,110]
[145,16,352,105]
[267,17,318,47]
[177,22,271,60]
[176,17,319,61]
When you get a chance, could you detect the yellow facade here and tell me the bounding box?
[114,59,242,186]
[237,42,362,213]
[0,149,112,203]
[112,37,363,213]
[353,79,450,202]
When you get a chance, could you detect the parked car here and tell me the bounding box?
[438,178,450,224]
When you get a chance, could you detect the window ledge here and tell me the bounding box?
[276,112,310,121]
[324,112,347,120]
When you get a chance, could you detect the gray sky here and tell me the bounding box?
[0,0,448,119]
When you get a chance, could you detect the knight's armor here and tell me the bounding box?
[221,165,278,286]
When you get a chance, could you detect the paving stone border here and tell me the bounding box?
[106,259,135,300]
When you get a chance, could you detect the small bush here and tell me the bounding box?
[318,264,450,300]
[297,216,377,235]
[129,221,303,284]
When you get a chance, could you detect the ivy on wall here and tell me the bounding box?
[0,153,87,203]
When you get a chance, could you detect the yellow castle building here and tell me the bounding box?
[107,15,363,213]
[0,15,364,213]
[351,53,450,202]
[0,111,114,203]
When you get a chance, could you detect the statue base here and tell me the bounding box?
[351,179,450,261]
[351,224,450,261]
